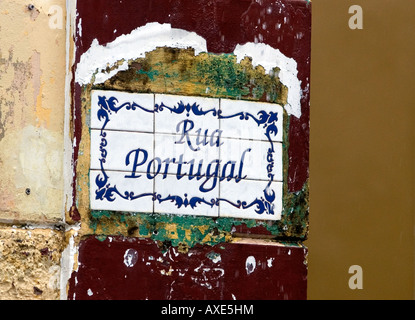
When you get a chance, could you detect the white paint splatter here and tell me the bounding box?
[123,248,138,267]
[87,288,93,296]
[60,225,80,300]
[211,255,221,264]
[267,257,275,267]
[245,256,256,275]
[171,247,179,257]
[207,252,222,264]
[77,18,82,37]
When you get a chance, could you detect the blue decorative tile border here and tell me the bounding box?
[91,91,283,219]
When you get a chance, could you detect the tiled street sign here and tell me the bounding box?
[90,90,284,220]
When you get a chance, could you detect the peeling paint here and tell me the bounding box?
[76,22,300,116]
[75,22,208,86]
[68,235,307,299]
[245,256,256,275]
[234,43,302,118]
[60,225,80,300]
[123,248,138,267]
[206,251,222,264]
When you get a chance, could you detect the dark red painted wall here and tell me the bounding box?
[70,0,311,300]
[68,236,307,300]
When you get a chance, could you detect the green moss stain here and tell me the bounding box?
[196,54,249,97]
[206,251,221,262]
[96,47,287,105]
[136,68,159,81]
[91,209,241,246]
[96,235,108,242]
[88,196,308,250]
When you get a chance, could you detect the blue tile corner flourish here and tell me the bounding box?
[93,94,280,216]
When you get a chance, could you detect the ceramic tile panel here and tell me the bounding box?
[91,90,154,133]
[90,129,154,174]
[219,180,283,220]
[154,94,220,136]
[89,91,284,221]
[154,174,219,217]
[90,169,154,213]
[219,99,284,142]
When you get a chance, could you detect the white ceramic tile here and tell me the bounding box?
[154,133,220,181]
[90,129,154,174]
[219,180,282,220]
[220,138,283,182]
[154,94,220,137]
[219,99,283,142]
[90,169,154,213]
[154,174,219,217]
[91,90,154,133]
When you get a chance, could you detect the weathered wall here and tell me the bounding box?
[0,0,310,301]
[0,0,66,222]
[0,0,310,300]
[1,0,413,301]
[67,0,311,300]
[0,0,67,299]
[0,226,63,299]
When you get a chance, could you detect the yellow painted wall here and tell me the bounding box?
[0,0,66,223]
[307,0,415,299]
